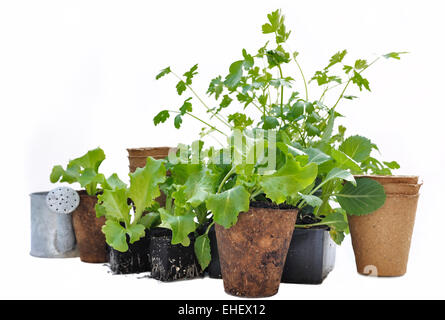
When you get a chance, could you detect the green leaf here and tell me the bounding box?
[299,194,322,207]
[50,165,65,183]
[304,147,331,165]
[176,80,187,95]
[326,50,347,69]
[104,173,127,190]
[140,212,161,229]
[351,70,370,91]
[261,9,283,34]
[224,60,244,88]
[207,76,224,100]
[126,223,146,244]
[261,116,279,130]
[354,59,368,70]
[159,209,196,246]
[339,135,372,162]
[179,97,193,115]
[183,64,198,85]
[194,233,212,270]
[324,167,356,186]
[102,220,128,252]
[70,148,105,172]
[336,178,386,216]
[383,161,400,170]
[321,110,335,143]
[153,110,170,125]
[128,157,166,221]
[206,185,250,229]
[174,114,182,129]
[97,188,131,225]
[259,156,318,204]
[331,149,363,173]
[383,52,408,60]
[155,67,171,80]
[220,95,233,109]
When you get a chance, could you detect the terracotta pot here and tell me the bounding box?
[127,147,174,206]
[215,205,297,298]
[72,192,107,263]
[348,175,421,277]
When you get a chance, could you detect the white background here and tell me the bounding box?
[1,0,444,299]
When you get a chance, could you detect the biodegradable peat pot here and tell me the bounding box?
[215,203,297,298]
[108,233,151,274]
[150,228,202,282]
[127,147,173,173]
[348,175,421,277]
[30,192,78,258]
[72,192,107,263]
[281,227,336,284]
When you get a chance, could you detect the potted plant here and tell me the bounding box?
[50,147,113,263]
[153,9,401,285]
[96,156,166,274]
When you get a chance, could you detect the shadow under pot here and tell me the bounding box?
[30,192,78,258]
[149,227,202,282]
[348,175,421,277]
[72,191,108,263]
[108,232,151,274]
[215,203,297,298]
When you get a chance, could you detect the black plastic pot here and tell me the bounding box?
[207,224,222,279]
[281,227,336,284]
[108,233,151,274]
[149,228,202,282]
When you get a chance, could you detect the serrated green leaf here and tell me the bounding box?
[259,157,318,204]
[50,165,65,183]
[324,167,356,186]
[179,97,193,115]
[183,64,198,85]
[153,110,170,125]
[102,220,128,252]
[383,52,408,60]
[97,188,131,225]
[336,178,386,215]
[261,115,279,129]
[326,50,347,69]
[176,80,187,95]
[206,185,250,229]
[155,67,171,80]
[104,173,127,190]
[127,223,146,244]
[70,148,105,172]
[224,60,244,88]
[159,209,196,246]
[339,135,372,162]
[174,114,182,129]
[140,212,161,229]
[129,157,166,221]
[195,233,212,270]
[383,161,400,170]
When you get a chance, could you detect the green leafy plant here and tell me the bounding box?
[96,157,167,252]
[50,147,112,196]
[152,9,399,263]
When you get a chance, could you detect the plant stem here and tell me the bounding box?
[217,166,236,194]
[171,71,231,128]
[294,221,336,228]
[167,110,227,137]
[277,64,285,121]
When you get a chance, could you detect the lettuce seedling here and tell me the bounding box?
[97,157,166,252]
[50,147,110,196]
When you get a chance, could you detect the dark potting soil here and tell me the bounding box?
[108,233,151,275]
[149,228,202,282]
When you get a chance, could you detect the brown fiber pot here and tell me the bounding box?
[127,147,174,206]
[127,147,173,173]
[215,206,297,298]
[348,175,421,277]
[72,192,107,263]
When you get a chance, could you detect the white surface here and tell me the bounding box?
[0,0,444,299]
